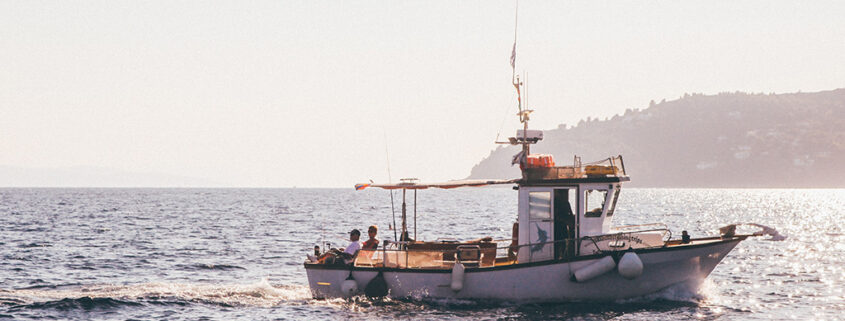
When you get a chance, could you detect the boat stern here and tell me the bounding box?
[304,263,350,299]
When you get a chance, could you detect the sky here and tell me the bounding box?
[1,1,844,187]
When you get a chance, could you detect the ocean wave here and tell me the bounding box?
[1,279,312,309]
[8,297,141,311]
[14,283,83,291]
[0,297,26,306]
[17,242,51,248]
[174,263,246,271]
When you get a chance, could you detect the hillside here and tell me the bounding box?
[468,89,845,188]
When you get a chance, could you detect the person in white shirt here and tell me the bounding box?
[310,229,363,265]
[343,229,362,256]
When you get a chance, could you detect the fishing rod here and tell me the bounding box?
[383,129,398,242]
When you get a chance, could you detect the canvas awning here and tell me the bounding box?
[355,179,519,190]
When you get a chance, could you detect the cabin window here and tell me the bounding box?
[606,188,621,216]
[527,191,553,260]
[584,189,607,217]
[528,192,551,220]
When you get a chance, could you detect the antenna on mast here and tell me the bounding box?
[510,0,527,119]
[498,0,542,166]
[510,0,519,89]
[496,1,522,145]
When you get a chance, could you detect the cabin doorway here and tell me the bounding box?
[553,189,576,259]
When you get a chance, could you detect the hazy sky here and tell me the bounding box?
[2,1,844,187]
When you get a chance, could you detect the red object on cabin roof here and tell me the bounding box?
[524,154,555,169]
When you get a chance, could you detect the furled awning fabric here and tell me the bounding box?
[354,179,519,190]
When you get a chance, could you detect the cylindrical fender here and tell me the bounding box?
[451,262,465,292]
[571,256,616,282]
[617,251,643,280]
[341,273,358,297]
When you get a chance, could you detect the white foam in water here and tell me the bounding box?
[6,279,313,308]
[615,279,709,304]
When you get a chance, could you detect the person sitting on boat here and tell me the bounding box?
[340,229,362,258]
[313,229,362,265]
[362,225,379,250]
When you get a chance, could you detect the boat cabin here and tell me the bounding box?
[517,155,629,263]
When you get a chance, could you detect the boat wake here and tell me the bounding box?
[0,278,725,319]
[617,280,707,304]
[0,278,313,310]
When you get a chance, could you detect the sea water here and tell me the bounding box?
[0,188,842,320]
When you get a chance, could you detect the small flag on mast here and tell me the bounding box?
[509,42,516,68]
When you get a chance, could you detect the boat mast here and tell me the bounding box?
[505,0,535,161]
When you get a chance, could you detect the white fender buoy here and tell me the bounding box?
[571,256,616,282]
[341,274,358,297]
[617,251,644,280]
[451,262,465,292]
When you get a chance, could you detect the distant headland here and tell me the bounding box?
[468,89,845,188]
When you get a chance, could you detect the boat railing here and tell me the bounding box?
[354,246,493,269]
[354,240,511,269]
[610,223,668,233]
[580,228,671,255]
[584,155,627,177]
[352,228,669,269]
[351,238,561,269]
[523,155,627,180]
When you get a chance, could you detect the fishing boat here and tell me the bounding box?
[305,138,768,301]
[303,10,776,302]
[302,97,776,301]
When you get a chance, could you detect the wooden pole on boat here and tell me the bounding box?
[414,189,417,240]
[401,188,407,242]
[523,105,530,156]
[389,190,397,242]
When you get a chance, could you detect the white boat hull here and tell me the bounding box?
[305,237,744,302]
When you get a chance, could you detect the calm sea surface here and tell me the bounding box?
[0,188,842,320]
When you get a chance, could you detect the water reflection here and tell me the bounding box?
[0,188,842,320]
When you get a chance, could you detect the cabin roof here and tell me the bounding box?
[519,176,630,186]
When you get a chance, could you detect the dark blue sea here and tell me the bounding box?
[0,188,842,320]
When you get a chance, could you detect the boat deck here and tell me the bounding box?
[308,235,748,271]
